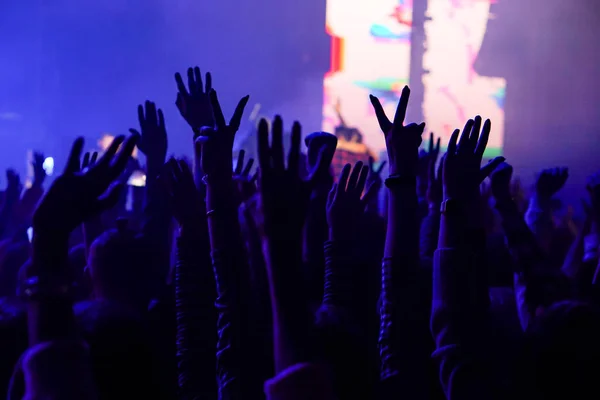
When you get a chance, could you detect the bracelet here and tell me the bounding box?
[384,175,417,188]
[18,276,73,301]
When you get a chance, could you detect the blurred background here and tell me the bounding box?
[0,0,599,207]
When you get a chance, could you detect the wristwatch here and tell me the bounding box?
[440,198,464,216]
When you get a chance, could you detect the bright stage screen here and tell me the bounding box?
[323,0,505,159]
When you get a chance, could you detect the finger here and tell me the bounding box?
[376,160,387,175]
[235,150,245,175]
[475,119,492,159]
[82,152,91,170]
[457,119,474,153]
[205,72,212,93]
[361,182,379,207]
[229,95,250,133]
[369,95,392,133]
[347,161,364,193]
[355,164,369,195]
[393,86,410,127]
[194,67,203,93]
[243,158,254,176]
[137,104,145,128]
[435,137,441,154]
[209,90,227,130]
[251,171,259,183]
[480,156,506,182]
[271,116,285,170]
[287,121,302,176]
[337,163,352,194]
[447,129,460,157]
[257,119,270,171]
[469,116,482,150]
[108,134,140,181]
[64,137,85,174]
[174,72,189,97]
[187,67,197,94]
[158,108,166,132]
[369,156,374,170]
[148,101,158,126]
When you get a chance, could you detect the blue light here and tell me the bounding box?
[43,157,54,176]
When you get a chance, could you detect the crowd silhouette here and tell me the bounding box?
[0,65,597,400]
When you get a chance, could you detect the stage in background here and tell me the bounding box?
[323,0,505,158]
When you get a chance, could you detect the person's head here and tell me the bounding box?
[305,131,337,170]
[524,301,600,398]
[87,219,151,309]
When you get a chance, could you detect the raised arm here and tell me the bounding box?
[0,170,22,239]
[489,162,552,330]
[257,116,334,376]
[420,136,443,267]
[130,101,171,291]
[431,117,504,399]
[369,88,431,396]
[197,90,255,399]
[302,132,337,305]
[12,153,46,241]
[25,133,137,399]
[165,158,217,400]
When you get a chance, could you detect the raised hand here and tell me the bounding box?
[32,152,47,188]
[326,162,375,240]
[442,116,504,202]
[130,101,167,175]
[165,158,203,227]
[233,149,257,203]
[536,167,568,199]
[490,162,514,202]
[33,133,139,237]
[258,116,334,374]
[195,90,249,177]
[417,133,441,196]
[5,169,22,205]
[369,86,425,176]
[258,116,334,239]
[175,66,214,132]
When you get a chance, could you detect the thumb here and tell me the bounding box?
[480,157,506,182]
